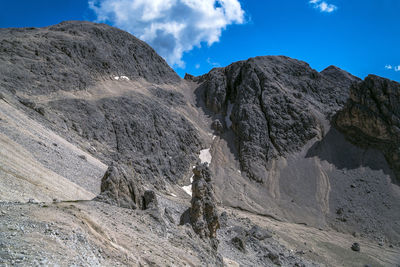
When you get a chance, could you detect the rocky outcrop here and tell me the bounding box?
[0,21,179,95]
[190,164,220,240]
[335,75,400,182]
[211,119,224,134]
[198,56,359,182]
[94,164,144,209]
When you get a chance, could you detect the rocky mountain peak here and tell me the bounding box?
[198,55,359,183]
[321,65,360,85]
[0,21,180,95]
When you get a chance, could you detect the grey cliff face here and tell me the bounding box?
[0,20,180,95]
[46,94,201,187]
[335,75,400,182]
[198,56,359,182]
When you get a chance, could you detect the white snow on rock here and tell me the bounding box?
[114,76,130,81]
[225,100,233,128]
[199,148,212,165]
[182,174,194,196]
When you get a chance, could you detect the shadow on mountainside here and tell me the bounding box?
[306,127,397,183]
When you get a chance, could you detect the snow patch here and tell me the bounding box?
[182,174,194,196]
[199,148,212,165]
[114,75,130,81]
[225,100,233,128]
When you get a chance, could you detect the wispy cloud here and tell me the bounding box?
[309,0,337,13]
[207,57,221,67]
[385,65,400,72]
[89,0,245,68]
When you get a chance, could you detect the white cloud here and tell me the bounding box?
[309,0,337,13]
[385,65,400,72]
[89,0,245,68]
[207,57,221,67]
[195,64,200,69]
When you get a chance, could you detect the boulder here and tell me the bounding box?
[211,119,224,134]
[351,242,360,252]
[249,225,272,240]
[94,164,144,209]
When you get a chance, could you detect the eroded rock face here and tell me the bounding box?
[0,21,179,95]
[47,95,201,187]
[335,75,400,182]
[94,164,144,209]
[190,164,220,240]
[199,56,359,182]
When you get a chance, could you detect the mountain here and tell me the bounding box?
[0,21,399,266]
[196,55,400,244]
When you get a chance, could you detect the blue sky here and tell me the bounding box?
[1,0,399,82]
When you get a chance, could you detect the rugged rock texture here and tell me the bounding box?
[199,56,359,182]
[46,94,201,187]
[211,119,224,134]
[190,164,220,240]
[143,190,158,210]
[0,21,179,95]
[335,75,400,182]
[2,20,400,266]
[0,21,202,188]
[94,164,144,209]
